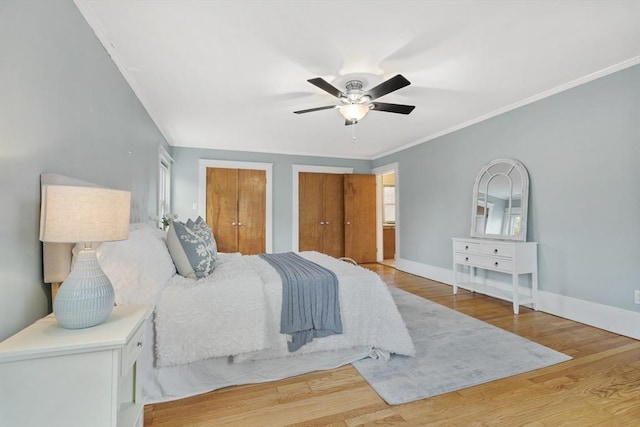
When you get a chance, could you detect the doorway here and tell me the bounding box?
[373,163,399,267]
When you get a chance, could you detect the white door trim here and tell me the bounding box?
[372,162,399,262]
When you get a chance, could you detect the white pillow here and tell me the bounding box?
[96,223,176,305]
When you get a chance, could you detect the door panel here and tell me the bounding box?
[298,173,324,252]
[238,169,266,254]
[344,174,376,263]
[206,168,238,253]
[322,174,345,258]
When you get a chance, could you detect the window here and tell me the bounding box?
[383,185,396,224]
[158,146,174,227]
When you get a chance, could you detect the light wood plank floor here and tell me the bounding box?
[144,264,640,426]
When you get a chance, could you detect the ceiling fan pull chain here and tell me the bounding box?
[352,123,357,141]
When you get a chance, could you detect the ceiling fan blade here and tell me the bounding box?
[370,102,415,115]
[307,78,344,98]
[365,74,411,100]
[293,105,336,114]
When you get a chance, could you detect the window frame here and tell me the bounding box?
[158,146,174,228]
[382,184,396,225]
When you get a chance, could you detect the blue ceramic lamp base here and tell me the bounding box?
[53,248,115,329]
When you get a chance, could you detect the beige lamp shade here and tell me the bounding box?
[39,185,131,243]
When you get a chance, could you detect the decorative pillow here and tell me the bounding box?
[166,217,217,279]
[192,216,218,259]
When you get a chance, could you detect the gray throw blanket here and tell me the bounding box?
[259,252,343,352]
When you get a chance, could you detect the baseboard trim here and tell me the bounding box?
[394,258,640,340]
[536,291,640,340]
[396,258,454,286]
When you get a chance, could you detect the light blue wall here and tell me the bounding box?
[171,147,372,253]
[374,65,640,312]
[0,1,168,340]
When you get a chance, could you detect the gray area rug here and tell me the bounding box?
[352,287,572,405]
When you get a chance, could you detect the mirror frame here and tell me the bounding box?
[470,158,530,241]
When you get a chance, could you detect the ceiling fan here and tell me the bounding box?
[294,74,415,125]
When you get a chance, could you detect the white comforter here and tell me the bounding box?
[154,252,268,367]
[154,251,415,367]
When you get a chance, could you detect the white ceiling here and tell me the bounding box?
[74,1,640,160]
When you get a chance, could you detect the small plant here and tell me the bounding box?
[161,214,178,231]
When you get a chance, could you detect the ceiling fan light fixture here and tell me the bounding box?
[339,103,369,122]
[296,74,414,124]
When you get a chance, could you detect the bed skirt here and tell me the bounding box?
[142,314,370,403]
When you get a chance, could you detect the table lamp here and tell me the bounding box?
[39,184,131,329]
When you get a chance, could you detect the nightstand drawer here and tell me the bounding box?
[121,322,144,377]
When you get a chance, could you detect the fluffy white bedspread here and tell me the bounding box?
[154,251,415,367]
[154,253,268,367]
[237,252,415,361]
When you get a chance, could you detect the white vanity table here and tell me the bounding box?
[453,158,538,314]
[452,237,538,314]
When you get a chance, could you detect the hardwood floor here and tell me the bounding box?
[144,264,640,426]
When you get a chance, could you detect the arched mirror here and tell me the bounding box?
[470,158,529,241]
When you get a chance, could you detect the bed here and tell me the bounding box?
[82,223,414,403]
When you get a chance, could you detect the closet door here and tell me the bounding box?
[237,169,266,255]
[206,167,238,253]
[344,174,376,263]
[298,172,345,258]
[322,173,345,258]
[298,173,324,252]
[206,167,266,254]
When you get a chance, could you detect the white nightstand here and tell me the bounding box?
[0,304,151,427]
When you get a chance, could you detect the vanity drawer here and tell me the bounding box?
[476,256,513,272]
[480,243,514,258]
[455,252,481,265]
[455,252,513,272]
[454,241,481,254]
[121,322,144,376]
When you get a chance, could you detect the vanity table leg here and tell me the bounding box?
[532,269,538,311]
[452,261,458,294]
[470,266,476,291]
[512,273,520,314]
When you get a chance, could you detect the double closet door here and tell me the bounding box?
[299,173,345,258]
[206,167,266,255]
[299,172,376,263]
